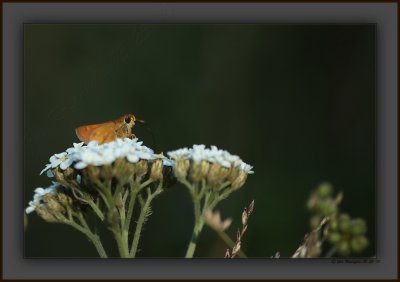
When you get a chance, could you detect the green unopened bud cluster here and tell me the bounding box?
[307,182,339,220]
[327,214,369,256]
[306,182,369,257]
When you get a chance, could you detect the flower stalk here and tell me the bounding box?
[168,145,254,258]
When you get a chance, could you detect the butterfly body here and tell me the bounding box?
[76,114,136,144]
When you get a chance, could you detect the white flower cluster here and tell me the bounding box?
[40,138,173,176]
[168,145,254,174]
[25,182,59,214]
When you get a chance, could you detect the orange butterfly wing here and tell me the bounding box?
[76,122,117,144]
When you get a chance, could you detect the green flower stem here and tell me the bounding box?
[130,196,151,257]
[68,183,105,221]
[86,197,105,221]
[76,211,89,229]
[181,179,196,193]
[217,181,231,192]
[119,205,126,230]
[139,179,154,190]
[114,232,129,258]
[130,181,163,258]
[125,182,139,231]
[129,187,159,257]
[96,180,129,258]
[122,189,129,205]
[198,179,208,199]
[66,219,108,258]
[217,188,233,203]
[217,231,247,258]
[121,182,139,257]
[185,193,204,258]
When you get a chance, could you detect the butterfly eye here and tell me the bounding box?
[125,117,131,124]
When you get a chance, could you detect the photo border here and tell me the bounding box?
[3,2,397,279]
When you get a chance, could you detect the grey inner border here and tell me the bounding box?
[3,3,397,280]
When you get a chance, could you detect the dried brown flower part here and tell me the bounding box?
[225,200,255,258]
[292,217,330,258]
[204,209,232,232]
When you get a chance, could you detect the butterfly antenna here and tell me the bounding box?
[137,119,157,151]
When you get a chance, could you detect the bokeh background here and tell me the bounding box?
[24,24,375,258]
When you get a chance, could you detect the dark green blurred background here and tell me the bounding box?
[24,24,375,258]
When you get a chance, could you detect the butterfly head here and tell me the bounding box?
[121,114,136,128]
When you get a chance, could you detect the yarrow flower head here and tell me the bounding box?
[35,138,175,209]
[168,144,254,192]
[25,182,60,214]
[40,138,172,175]
[168,144,254,173]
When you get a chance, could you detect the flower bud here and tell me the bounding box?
[35,205,57,223]
[113,158,127,176]
[227,165,240,182]
[100,164,113,181]
[206,163,222,185]
[189,162,203,182]
[338,213,351,233]
[317,182,333,198]
[329,219,338,231]
[200,161,211,178]
[174,159,190,180]
[350,218,367,236]
[150,159,164,181]
[328,232,341,244]
[135,160,148,180]
[336,240,351,256]
[53,167,66,183]
[318,199,337,216]
[207,163,230,186]
[87,166,100,182]
[63,167,75,181]
[231,171,248,190]
[43,194,65,214]
[350,236,369,253]
[57,192,73,207]
[48,198,66,214]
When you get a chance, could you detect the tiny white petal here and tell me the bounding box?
[40,164,52,175]
[25,206,35,214]
[163,158,174,166]
[46,169,54,178]
[34,187,45,195]
[73,142,85,148]
[50,159,62,168]
[54,152,67,158]
[60,158,73,170]
[127,154,140,163]
[75,162,88,169]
